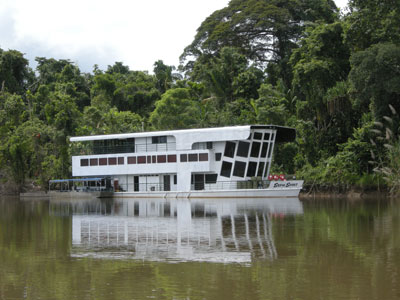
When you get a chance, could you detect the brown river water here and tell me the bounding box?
[0,196,399,300]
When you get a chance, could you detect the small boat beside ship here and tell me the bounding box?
[48,125,303,199]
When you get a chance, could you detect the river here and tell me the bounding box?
[0,196,399,299]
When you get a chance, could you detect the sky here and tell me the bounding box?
[0,0,349,73]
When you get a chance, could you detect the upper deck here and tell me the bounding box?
[70,125,295,156]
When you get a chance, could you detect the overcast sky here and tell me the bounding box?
[0,0,349,73]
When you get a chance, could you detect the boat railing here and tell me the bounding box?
[115,180,271,193]
[71,143,177,156]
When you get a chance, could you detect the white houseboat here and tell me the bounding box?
[67,125,303,198]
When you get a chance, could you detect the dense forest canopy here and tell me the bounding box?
[1,0,400,193]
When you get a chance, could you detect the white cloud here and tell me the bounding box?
[0,0,349,73]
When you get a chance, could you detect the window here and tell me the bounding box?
[157,155,166,163]
[215,153,222,161]
[261,142,269,157]
[237,141,250,157]
[118,157,124,165]
[205,174,217,184]
[128,157,136,164]
[108,157,117,165]
[137,156,146,164]
[264,162,270,177]
[220,161,232,178]
[233,161,246,177]
[267,143,273,158]
[99,158,107,165]
[224,141,236,158]
[264,133,270,140]
[254,132,262,140]
[206,142,213,149]
[80,159,88,167]
[257,162,265,177]
[167,155,177,163]
[199,153,208,161]
[174,175,177,185]
[147,156,152,163]
[188,153,198,162]
[90,158,98,166]
[152,156,157,163]
[246,161,257,177]
[250,142,261,158]
[180,154,187,162]
[152,136,167,144]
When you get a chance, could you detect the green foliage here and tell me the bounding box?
[291,22,350,124]
[0,49,33,94]
[349,43,400,120]
[346,0,400,51]
[0,119,54,189]
[255,83,290,125]
[370,105,400,195]
[149,88,201,130]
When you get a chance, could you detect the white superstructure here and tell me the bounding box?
[70,125,298,195]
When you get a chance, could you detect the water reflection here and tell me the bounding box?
[49,198,303,263]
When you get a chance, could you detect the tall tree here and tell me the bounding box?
[0,49,33,94]
[345,0,400,51]
[181,0,338,84]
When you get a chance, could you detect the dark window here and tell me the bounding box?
[237,141,250,157]
[264,133,270,140]
[118,157,124,165]
[250,142,261,158]
[206,142,213,149]
[147,156,152,163]
[224,141,236,158]
[257,162,265,177]
[215,153,222,161]
[264,162,270,177]
[128,156,136,164]
[267,143,273,158]
[167,155,177,163]
[99,158,107,165]
[247,161,257,177]
[137,156,146,164]
[199,153,208,161]
[152,156,157,163]
[80,159,88,167]
[180,154,187,162]
[90,158,98,166]
[205,174,217,184]
[152,136,167,144]
[174,175,177,185]
[254,132,262,140]
[108,157,117,165]
[220,161,232,178]
[188,153,198,162]
[157,155,166,163]
[261,142,269,157]
[233,161,246,177]
[271,133,275,141]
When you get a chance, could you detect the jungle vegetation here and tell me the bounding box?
[1,0,400,194]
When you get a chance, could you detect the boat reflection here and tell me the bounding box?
[58,198,303,263]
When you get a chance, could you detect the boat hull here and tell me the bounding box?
[109,180,303,199]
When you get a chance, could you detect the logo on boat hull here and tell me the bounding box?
[272,181,299,188]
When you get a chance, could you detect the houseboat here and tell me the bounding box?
[65,125,303,198]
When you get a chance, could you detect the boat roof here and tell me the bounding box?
[70,125,296,148]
